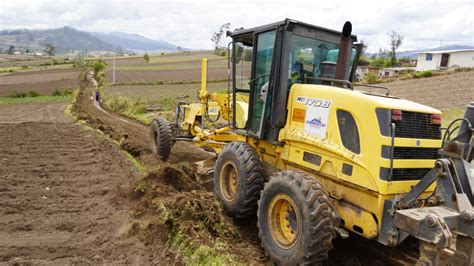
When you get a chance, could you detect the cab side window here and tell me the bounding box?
[337,110,360,154]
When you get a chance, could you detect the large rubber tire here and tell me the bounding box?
[214,141,264,219]
[258,171,339,265]
[149,118,173,161]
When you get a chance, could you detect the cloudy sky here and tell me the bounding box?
[0,0,472,52]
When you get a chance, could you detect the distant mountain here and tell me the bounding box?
[0,26,182,55]
[92,31,180,51]
[366,45,474,59]
[0,27,121,54]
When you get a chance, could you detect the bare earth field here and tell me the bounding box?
[0,68,81,97]
[0,102,164,264]
[380,70,474,110]
[105,68,228,83]
[104,52,228,83]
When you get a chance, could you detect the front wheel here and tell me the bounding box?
[258,171,339,265]
[149,118,173,161]
[214,142,264,219]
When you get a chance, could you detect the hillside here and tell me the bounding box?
[0,27,121,54]
[93,32,180,51]
[0,27,181,55]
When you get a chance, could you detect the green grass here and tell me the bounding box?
[124,152,147,173]
[105,82,228,100]
[0,95,72,105]
[113,63,225,71]
[442,108,465,128]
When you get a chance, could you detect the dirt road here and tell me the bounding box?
[0,102,166,264]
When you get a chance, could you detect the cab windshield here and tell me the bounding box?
[288,34,355,87]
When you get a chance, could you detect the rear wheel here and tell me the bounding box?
[149,118,173,161]
[258,171,339,265]
[214,142,264,219]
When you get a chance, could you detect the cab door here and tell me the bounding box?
[248,30,276,137]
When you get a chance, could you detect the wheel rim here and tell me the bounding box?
[219,161,239,202]
[268,194,300,249]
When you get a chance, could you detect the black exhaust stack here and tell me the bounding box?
[335,21,353,80]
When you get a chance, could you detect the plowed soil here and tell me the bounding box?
[0,68,81,97]
[380,70,474,110]
[0,102,165,264]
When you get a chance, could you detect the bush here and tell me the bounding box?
[52,89,62,96]
[364,73,379,84]
[10,91,27,98]
[28,91,41,97]
[414,70,433,78]
[93,61,106,78]
[105,97,147,117]
[21,65,29,70]
[62,89,73,95]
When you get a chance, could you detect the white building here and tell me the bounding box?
[416,49,474,71]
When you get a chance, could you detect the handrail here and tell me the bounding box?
[353,83,391,96]
[307,77,353,89]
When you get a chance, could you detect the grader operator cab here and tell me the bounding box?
[150,19,474,265]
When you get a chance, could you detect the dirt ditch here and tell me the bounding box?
[71,73,265,263]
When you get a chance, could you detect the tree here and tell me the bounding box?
[359,39,369,54]
[211,23,230,53]
[388,31,403,67]
[143,52,150,63]
[43,44,55,57]
[7,45,15,55]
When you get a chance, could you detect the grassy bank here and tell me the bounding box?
[0,95,72,105]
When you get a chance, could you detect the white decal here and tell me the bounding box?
[304,105,330,139]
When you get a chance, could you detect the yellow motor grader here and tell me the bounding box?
[150,19,474,265]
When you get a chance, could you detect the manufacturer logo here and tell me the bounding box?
[306,117,326,128]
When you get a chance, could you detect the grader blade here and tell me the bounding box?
[191,157,216,191]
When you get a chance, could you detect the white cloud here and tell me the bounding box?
[0,0,472,52]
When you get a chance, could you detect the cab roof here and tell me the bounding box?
[228,18,357,40]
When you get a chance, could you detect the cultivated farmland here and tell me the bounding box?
[103,51,228,83]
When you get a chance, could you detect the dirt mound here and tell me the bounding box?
[125,164,264,264]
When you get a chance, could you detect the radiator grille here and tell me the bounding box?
[395,111,441,139]
[382,146,440,160]
[392,168,432,181]
[380,167,432,181]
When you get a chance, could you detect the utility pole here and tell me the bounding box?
[112,55,116,84]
